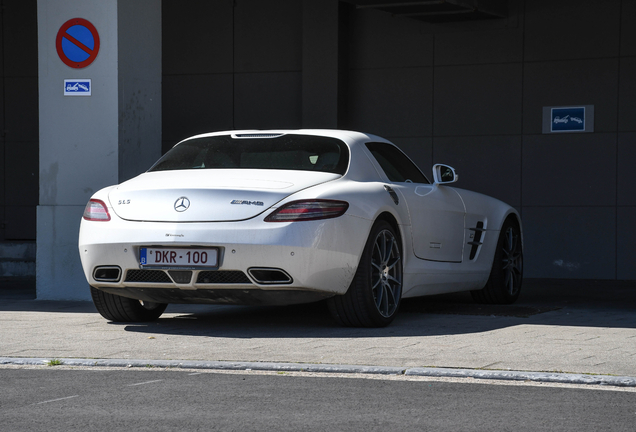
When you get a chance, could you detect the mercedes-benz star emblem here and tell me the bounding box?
[174,197,190,212]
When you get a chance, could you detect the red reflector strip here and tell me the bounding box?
[278,208,310,214]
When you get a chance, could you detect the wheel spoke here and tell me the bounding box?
[386,274,400,285]
[373,241,382,261]
[375,284,385,310]
[372,276,382,290]
[504,270,513,294]
[385,285,396,306]
[384,238,394,263]
[380,232,388,261]
[386,255,401,271]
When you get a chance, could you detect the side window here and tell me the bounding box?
[366,142,430,184]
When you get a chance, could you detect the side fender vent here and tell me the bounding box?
[468,221,485,260]
[384,185,399,205]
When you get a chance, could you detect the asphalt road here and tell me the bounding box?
[1,368,634,432]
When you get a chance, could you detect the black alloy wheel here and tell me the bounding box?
[471,218,523,304]
[328,220,403,327]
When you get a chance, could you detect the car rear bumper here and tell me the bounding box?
[79,214,372,300]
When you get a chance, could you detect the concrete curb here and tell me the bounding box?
[405,367,636,387]
[2,357,635,388]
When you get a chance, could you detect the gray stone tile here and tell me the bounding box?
[434,63,522,136]
[233,0,302,73]
[348,8,434,69]
[0,141,4,205]
[621,0,636,57]
[4,205,36,240]
[302,0,339,129]
[0,206,4,241]
[345,67,433,137]
[619,57,636,132]
[2,0,38,77]
[162,0,233,75]
[234,72,302,129]
[524,0,621,62]
[4,77,38,142]
[522,133,616,207]
[434,26,523,66]
[162,74,234,142]
[617,133,636,205]
[4,141,38,206]
[522,206,615,279]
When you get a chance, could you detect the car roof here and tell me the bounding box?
[181,129,392,147]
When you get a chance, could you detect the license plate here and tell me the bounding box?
[140,247,218,268]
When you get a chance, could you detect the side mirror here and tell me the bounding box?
[432,164,458,185]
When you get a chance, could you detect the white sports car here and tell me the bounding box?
[79,130,523,327]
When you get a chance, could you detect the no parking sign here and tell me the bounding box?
[56,18,100,68]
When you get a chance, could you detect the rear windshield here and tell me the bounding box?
[149,134,350,175]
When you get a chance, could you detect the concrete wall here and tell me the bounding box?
[37,0,161,299]
[117,0,162,182]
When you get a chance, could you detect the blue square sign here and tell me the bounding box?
[551,107,585,132]
[64,79,91,96]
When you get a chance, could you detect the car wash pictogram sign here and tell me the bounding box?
[56,18,100,68]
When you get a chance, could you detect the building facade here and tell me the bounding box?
[0,0,634,299]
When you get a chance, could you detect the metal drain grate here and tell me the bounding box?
[125,270,172,283]
[197,271,252,284]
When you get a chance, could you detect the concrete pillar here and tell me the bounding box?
[37,0,161,300]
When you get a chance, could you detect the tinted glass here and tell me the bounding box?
[149,134,349,175]
[366,142,429,184]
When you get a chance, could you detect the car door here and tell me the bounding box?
[365,142,466,263]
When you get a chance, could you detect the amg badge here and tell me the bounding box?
[231,200,264,206]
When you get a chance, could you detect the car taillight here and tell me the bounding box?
[83,199,111,221]
[264,200,349,222]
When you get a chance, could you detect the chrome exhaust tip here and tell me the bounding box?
[247,268,293,285]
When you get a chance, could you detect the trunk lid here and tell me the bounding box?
[108,169,340,222]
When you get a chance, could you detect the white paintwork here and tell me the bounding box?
[79,129,522,303]
[398,184,465,262]
[109,170,340,222]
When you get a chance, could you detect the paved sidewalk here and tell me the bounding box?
[1,279,635,381]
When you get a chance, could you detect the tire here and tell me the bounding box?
[90,286,168,322]
[328,220,403,327]
[471,218,523,304]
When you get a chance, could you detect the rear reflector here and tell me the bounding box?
[83,199,111,221]
[264,200,348,222]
